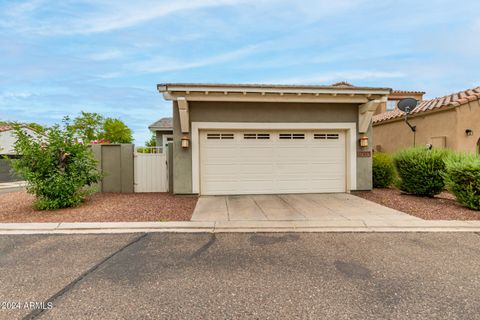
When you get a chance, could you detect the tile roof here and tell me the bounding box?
[373,86,480,124]
[0,125,13,132]
[391,90,426,95]
[148,117,173,131]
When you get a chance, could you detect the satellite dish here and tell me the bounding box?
[397,98,418,113]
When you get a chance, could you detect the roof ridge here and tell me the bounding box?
[427,86,480,103]
[374,85,480,124]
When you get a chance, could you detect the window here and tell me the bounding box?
[244,133,270,139]
[207,133,234,140]
[386,100,399,111]
[279,133,305,139]
[314,133,339,140]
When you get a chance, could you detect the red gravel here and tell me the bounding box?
[354,188,480,220]
[0,191,198,223]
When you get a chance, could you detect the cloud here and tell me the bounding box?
[1,0,366,36]
[126,44,260,74]
[1,0,254,35]
[88,49,125,61]
[0,91,35,105]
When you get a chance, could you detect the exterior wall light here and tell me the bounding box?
[466,129,474,136]
[359,136,369,147]
[181,135,190,148]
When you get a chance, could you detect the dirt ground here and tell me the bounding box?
[354,188,480,220]
[0,191,198,222]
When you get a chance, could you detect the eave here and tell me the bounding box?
[157,83,391,104]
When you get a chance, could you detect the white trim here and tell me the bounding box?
[191,122,357,194]
[162,134,173,150]
[164,92,370,104]
[159,85,391,96]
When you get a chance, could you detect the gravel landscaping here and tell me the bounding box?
[354,188,480,220]
[0,191,198,223]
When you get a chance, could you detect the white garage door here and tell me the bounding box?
[200,130,346,195]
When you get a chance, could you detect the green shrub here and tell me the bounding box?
[444,153,480,210]
[393,147,450,197]
[10,120,102,210]
[372,152,396,188]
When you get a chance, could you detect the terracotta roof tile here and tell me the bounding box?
[373,86,480,124]
[391,90,426,94]
[0,125,13,132]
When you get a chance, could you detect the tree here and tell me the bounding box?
[11,120,101,210]
[26,122,46,134]
[145,134,157,147]
[100,118,133,143]
[71,112,104,143]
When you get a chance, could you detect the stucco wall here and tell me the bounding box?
[91,144,134,193]
[373,108,459,153]
[356,125,373,190]
[455,100,480,153]
[154,130,173,152]
[173,101,370,194]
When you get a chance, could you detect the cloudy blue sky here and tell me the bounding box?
[0,0,479,143]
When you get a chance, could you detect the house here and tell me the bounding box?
[148,117,173,151]
[0,125,41,156]
[0,125,41,182]
[374,90,425,115]
[373,86,480,154]
[157,82,391,195]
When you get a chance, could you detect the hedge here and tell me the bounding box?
[372,152,396,188]
[444,153,480,210]
[393,148,450,197]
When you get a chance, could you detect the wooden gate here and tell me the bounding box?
[134,151,168,192]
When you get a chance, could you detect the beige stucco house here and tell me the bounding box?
[157,82,391,195]
[373,86,480,154]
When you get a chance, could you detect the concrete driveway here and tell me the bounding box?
[192,193,420,222]
[1,233,480,319]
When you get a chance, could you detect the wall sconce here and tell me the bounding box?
[359,136,369,147]
[466,129,474,136]
[181,135,190,148]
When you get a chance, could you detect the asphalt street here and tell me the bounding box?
[1,232,480,319]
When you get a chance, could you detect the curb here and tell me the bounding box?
[1,221,480,234]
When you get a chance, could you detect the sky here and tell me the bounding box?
[0,0,479,144]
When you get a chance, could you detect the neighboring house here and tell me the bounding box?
[373,86,480,154]
[148,117,173,152]
[157,82,391,195]
[0,125,41,156]
[374,90,425,115]
[0,125,41,182]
